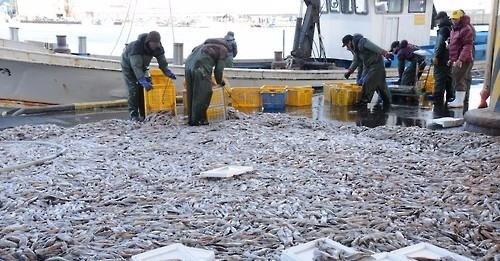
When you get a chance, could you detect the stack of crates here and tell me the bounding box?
[144,69,177,116]
[231,87,262,108]
[330,83,362,106]
[286,85,313,106]
[261,85,287,110]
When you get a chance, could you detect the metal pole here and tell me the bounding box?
[9,27,19,41]
[78,36,87,56]
[173,43,183,65]
[282,29,285,60]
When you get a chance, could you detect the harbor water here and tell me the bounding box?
[0,22,297,59]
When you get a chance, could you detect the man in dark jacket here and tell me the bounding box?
[447,10,474,108]
[343,34,392,106]
[224,31,238,68]
[121,31,176,122]
[185,38,228,126]
[393,40,425,86]
[432,11,453,104]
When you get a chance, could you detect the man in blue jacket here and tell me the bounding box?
[121,31,176,122]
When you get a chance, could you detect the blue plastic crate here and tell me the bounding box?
[261,91,286,110]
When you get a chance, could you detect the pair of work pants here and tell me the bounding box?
[123,71,145,119]
[185,67,213,125]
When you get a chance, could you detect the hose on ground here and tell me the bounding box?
[0,141,67,174]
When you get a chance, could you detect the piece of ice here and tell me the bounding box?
[200,165,254,178]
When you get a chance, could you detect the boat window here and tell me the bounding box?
[355,0,368,14]
[340,0,354,14]
[375,0,403,13]
[408,0,426,13]
[321,0,329,14]
[330,0,340,13]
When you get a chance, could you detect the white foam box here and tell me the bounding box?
[200,166,253,178]
[372,252,411,261]
[281,238,359,261]
[391,243,473,261]
[131,243,215,261]
[427,117,464,128]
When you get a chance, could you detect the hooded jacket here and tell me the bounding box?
[449,15,474,62]
[224,34,238,57]
[121,33,171,80]
[348,34,385,73]
[434,18,452,65]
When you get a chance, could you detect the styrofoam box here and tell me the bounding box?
[428,117,464,128]
[391,243,473,261]
[281,238,359,261]
[131,243,215,261]
[200,166,253,178]
[372,252,412,261]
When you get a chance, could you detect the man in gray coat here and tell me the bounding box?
[342,34,393,106]
[121,31,176,122]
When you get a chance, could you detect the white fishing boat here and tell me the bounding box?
[0,0,487,107]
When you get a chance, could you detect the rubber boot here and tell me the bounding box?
[478,89,490,109]
[447,91,465,108]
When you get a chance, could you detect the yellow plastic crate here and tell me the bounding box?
[149,69,169,85]
[183,75,231,106]
[231,87,262,108]
[286,86,313,106]
[331,85,361,106]
[207,105,226,123]
[324,82,351,103]
[210,87,225,106]
[144,80,177,116]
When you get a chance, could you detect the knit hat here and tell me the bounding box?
[145,31,161,43]
[434,11,448,20]
[342,34,353,47]
[400,40,408,49]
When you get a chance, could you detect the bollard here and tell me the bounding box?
[173,43,184,65]
[78,36,87,56]
[53,35,71,54]
[274,51,283,61]
[9,27,19,41]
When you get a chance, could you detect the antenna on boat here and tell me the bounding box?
[169,0,175,43]
[109,0,137,57]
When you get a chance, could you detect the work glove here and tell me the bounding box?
[165,70,176,80]
[138,76,153,91]
[219,80,226,87]
[385,53,395,61]
[357,76,364,86]
[344,69,352,79]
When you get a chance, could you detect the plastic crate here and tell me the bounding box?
[261,91,287,110]
[207,104,226,123]
[231,87,262,107]
[144,80,176,116]
[210,87,225,106]
[286,86,313,106]
[324,82,350,103]
[331,84,361,106]
[149,69,169,85]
